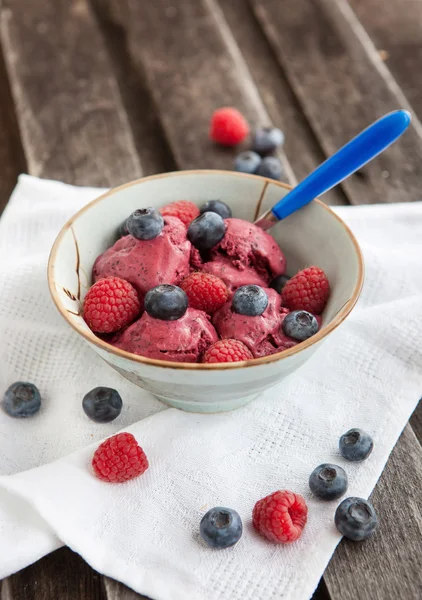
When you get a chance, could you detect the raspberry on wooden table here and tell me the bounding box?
[180,272,229,313]
[281,266,330,315]
[209,107,249,146]
[92,432,149,483]
[83,277,141,334]
[203,339,253,363]
[253,490,308,543]
[160,200,200,227]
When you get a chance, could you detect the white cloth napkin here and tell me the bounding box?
[0,175,421,600]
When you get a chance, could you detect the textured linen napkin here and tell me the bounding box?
[0,175,421,600]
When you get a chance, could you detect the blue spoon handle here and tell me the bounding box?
[270,110,411,221]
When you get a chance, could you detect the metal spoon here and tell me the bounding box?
[254,109,411,230]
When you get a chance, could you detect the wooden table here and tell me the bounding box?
[0,1,421,598]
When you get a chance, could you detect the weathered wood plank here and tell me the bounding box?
[218,0,346,206]
[90,0,176,176]
[0,0,142,187]
[250,0,422,205]
[98,0,296,183]
[348,0,422,121]
[0,45,26,213]
[410,399,422,445]
[324,424,422,600]
[2,548,106,600]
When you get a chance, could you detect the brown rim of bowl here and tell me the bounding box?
[48,170,364,371]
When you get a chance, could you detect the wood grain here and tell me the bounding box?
[100,0,295,183]
[0,44,26,213]
[103,578,149,600]
[2,548,106,600]
[0,0,142,187]
[324,424,422,600]
[348,0,422,120]
[218,0,346,206]
[250,0,422,205]
[90,0,176,176]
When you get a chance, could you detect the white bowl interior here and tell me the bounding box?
[51,171,360,336]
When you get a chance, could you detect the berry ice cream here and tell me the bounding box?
[190,218,286,291]
[93,216,190,301]
[114,307,218,362]
[84,200,329,365]
[213,287,299,358]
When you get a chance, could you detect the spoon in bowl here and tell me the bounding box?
[254,109,411,230]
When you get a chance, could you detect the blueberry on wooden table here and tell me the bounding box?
[252,126,285,155]
[233,150,262,174]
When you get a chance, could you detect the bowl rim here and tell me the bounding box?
[48,170,365,371]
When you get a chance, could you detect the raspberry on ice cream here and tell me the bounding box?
[160,200,200,227]
[180,272,229,314]
[203,339,253,363]
[92,216,191,302]
[194,218,286,291]
[83,276,141,333]
[113,308,218,362]
[282,266,330,315]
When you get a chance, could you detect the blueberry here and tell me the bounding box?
[82,387,122,423]
[200,200,232,219]
[256,156,283,181]
[282,310,319,341]
[3,382,41,418]
[187,212,226,251]
[200,507,242,549]
[252,127,285,155]
[309,464,348,500]
[335,497,378,541]
[339,428,374,462]
[232,285,268,316]
[117,218,129,239]
[233,151,262,174]
[126,208,164,241]
[270,274,290,294]
[145,284,188,321]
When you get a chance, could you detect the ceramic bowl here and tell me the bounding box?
[48,171,364,413]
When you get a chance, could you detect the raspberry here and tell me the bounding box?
[160,200,200,227]
[281,266,330,315]
[203,339,253,363]
[92,432,149,483]
[83,277,141,334]
[209,107,249,146]
[253,490,308,543]
[180,272,229,313]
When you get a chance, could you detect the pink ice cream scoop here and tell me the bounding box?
[212,288,312,358]
[93,216,191,301]
[191,218,286,291]
[113,308,218,362]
